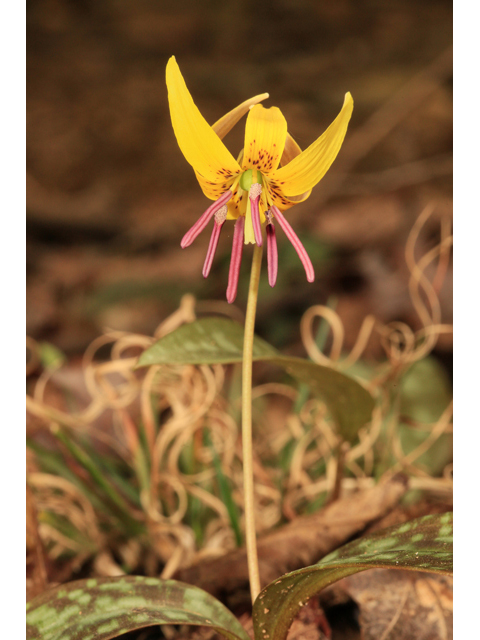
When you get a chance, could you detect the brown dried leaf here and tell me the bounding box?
[26,482,49,601]
[331,569,452,640]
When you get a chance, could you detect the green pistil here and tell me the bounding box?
[239,169,263,191]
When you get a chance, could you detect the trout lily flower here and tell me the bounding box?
[166,56,353,303]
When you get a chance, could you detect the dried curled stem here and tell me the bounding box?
[26,207,452,575]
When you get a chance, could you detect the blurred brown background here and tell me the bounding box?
[26,0,452,366]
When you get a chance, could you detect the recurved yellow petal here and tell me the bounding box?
[195,95,270,201]
[212,93,270,140]
[194,170,236,201]
[264,176,311,211]
[242,104,287,174]
[280,132,303,165]
[166,57,241,182]
[274,92,353,196]
[274,132,312,206]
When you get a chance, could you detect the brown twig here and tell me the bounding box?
[174,474,408,596]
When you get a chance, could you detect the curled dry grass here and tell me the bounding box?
[26,204,452,580]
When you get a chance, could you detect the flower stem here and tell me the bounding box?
[242,243,263,604]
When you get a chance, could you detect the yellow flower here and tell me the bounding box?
[166,56,353,303]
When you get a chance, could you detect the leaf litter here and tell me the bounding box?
[27,206,452,638]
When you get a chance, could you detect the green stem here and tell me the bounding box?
[242,243,263,603]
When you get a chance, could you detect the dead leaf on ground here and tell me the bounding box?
[323,569,452,640]
[26,482,49,601]
[174,474,407,597]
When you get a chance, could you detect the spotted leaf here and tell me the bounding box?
[136,317,374,442]
[26,576,250,640]
[252,512,453,640]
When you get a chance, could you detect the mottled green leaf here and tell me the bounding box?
[26,576,250,640]
[253,512,453,640]
[137,316,277,366]
[136,318,374,441]
[273,355,373,442]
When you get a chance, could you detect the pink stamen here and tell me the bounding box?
[202,221,224,278]
[266,219,278,288]
[226,216,245,304]
[271,205,315,282]
[181,190,232,248]
[249,183,263,247]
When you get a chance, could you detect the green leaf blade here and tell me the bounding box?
[136,318,375,440]
[136,317,278,367]
[27,576,250,640]
[253,512,453,640]
[273,355,374,442]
